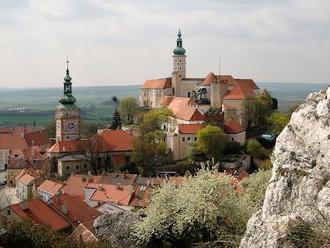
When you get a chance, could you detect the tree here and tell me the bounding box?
[196,125,227,161]
[44,121,55,138]
[109,109,122,130]
[132,108,173,174]
[268,112,290,134]
[246,140,269,159]
[133,170,271,247]
[140,108,172,133]
[132,130,168,175]
[0,221,112,248]
[118,97,138,124]
[86,135,113,174]
[245,95,273,128]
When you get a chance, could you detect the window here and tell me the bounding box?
[188,92,191,98]
[7,209,10,216]
[76,165,80,170]
[66,166,70,171]
[188,137,191,141]
[194,137,197,141]
[182,137,185,142]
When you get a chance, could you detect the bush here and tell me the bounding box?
[133,169,271,247]
[246,140,270,159]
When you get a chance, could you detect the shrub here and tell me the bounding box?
[246,140,270,159]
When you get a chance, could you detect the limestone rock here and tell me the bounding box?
[240,87,330,248]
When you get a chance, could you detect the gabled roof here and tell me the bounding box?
[51,194,102,231]
[37,180,63,196]
[141,78,172,89]
[9,199,71,231]
[201,74,236,86]
[168,97,204,121]
[0,133,29,150]
[90,130,134,152]
[178,124,204,134]
[89,184,134,206]
[48,140,89,153]
[224,121,245,134]
[24,131,49,146]
[236,79,259,90]
[17,173,36,185]
[62,175,90,196]
[201,72,217,86]
[224,79,256,100]
[159,96,174,106]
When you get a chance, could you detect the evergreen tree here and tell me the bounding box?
[110,109,122,130]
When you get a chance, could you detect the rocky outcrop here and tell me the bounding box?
[240,87,330,248]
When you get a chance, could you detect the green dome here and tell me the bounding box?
[173,29,186,55]
[59,94,76,105]
[173,46,186,55]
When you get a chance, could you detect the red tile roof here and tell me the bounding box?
[0,133,29,150]
[201,72,217,86]
[88,173,137,186]
[62,175,90,196]
[9,199,71,231]
[24,131,49,146]
[178,124,204,134]
[224,79,256,100]
[17,173,36,185]
[89,184,134,206]
[129,185,151,208]
[37,180,63,196]
[90,130,134,152]
[51,194,102,231]
[159,96,174,106]
[224,121,245,134]
[71,223,98,242]
[48,140,89,153]
[141,78,172,89]
[168,97,204,121]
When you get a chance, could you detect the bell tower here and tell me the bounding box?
[55,60,81,142]
[172,30,186,96]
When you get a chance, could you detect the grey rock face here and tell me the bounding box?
[240,87,330,248]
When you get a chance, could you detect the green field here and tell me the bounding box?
[0,85,140,127]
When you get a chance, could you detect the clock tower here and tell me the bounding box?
[55,60,81,141]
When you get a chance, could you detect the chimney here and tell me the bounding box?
[61,203,68,215]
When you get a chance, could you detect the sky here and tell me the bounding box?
[0,0,329,88]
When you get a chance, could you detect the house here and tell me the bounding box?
[223,121,246,145]
[37,180,63,203]
[50,193,102,233]
[6,158,46,187]
[89,129,134,169]
[0,199,71,231]
[15,171,38,201]
[167,124,204,161]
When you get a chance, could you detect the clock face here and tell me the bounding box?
[63,119,79,133]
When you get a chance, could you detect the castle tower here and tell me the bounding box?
[211,75,224,108]
[55,60,81,141]
[172,30,186,96]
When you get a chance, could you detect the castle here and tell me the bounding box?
[140,30,268,160]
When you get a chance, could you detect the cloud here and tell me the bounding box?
[0,0,329,88]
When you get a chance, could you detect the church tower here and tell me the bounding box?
[172,30,186,96]
[55,60,81,142]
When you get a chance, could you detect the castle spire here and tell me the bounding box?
[173,29,186,55]
[59,58,76,105]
